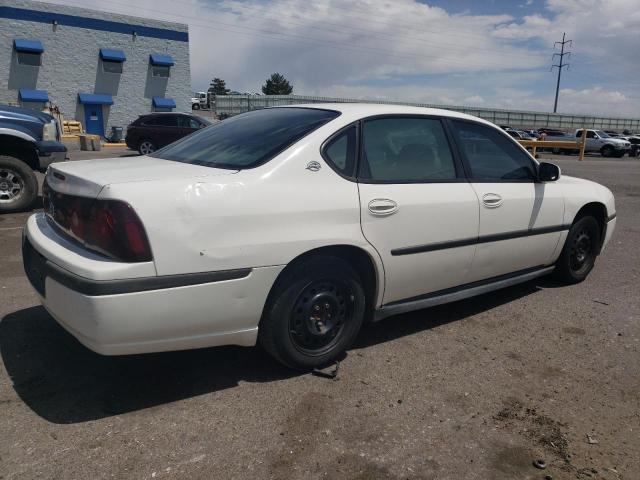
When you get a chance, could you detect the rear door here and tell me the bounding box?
[154,114,182,147]
[355,116,480,304]
[448,119,564,282]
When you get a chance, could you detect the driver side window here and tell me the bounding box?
[450,120,536,182]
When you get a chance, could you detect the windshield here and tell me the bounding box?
[595,130,610,138]
[151,108,340,169]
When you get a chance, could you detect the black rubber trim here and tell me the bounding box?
[44,262,252,296]
[384,265,546,307]
[607,213,616,222]
[23,236,252,296]
[391,224,570,256]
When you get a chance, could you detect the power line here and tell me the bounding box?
[551,32,571,113]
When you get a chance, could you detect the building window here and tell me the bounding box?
[17,51,42,66]
[102,60,123,74]
[149,54,173,78]
[14,39,44,66]
[99,49,126,74]
[152,65,170,78]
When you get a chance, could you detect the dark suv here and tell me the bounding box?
[125,113,212,155]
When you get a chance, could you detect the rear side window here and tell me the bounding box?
[153,108,340,169]
[322,125,357,177]
[450,120,536,181]
[359,117,457,182]
[155,115,178,127]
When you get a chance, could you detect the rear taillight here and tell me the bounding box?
[86,200,152,262]
[43,180,152,262]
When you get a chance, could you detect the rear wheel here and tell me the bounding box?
[192,104,200,110]
[138,140,156,155]
[0,155,38,213]
[554,216,601,284]
[259,255,366,370]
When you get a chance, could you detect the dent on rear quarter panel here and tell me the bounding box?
[100,136,371,279]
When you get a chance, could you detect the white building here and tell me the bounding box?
[0,0,191,136]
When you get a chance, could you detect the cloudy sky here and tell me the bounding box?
[43,0,639,116]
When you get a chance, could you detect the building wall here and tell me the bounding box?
[0,0,191,135]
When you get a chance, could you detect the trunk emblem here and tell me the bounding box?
[306,161,321,172]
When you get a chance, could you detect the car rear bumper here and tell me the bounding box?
[23,215,284,355]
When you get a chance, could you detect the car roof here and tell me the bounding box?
[274,103,496,127]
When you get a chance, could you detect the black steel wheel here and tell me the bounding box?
[259,255,366,370]
[555,215,601,283]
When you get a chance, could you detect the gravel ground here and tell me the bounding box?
[0,153,638,480]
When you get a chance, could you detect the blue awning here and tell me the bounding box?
[149,54,174,66]
[14,39,44,53]
[78,93,114,105]
[19,89,49,102]
[152,97,176,109]
[99,48,126,62]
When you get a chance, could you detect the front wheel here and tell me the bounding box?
[0,155,38,214]
[554,216,601,284]
[259,256,366,370]
[601,145,614,157]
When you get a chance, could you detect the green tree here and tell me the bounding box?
[208,78,229,95]
[261,73,293,95]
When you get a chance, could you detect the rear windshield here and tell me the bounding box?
[151,108,340,169]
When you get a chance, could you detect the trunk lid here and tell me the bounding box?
[46,155,238,197]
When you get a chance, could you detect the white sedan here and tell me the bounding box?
[23,104,616,369]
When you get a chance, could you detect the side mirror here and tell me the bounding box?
[538,162,561,182]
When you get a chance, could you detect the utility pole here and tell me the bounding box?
[552,32,572,113]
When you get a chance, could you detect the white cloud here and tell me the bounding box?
[36,0,640,117]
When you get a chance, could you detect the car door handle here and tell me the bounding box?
[482,193,503,208]
[368,198,398,216]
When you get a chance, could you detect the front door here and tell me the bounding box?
[84,104,104,136]
[448,119,564,282]
[357,116,480,305]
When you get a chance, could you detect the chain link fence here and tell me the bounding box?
[214,94,640,131]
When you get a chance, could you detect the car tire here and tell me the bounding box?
[601,145,614,157]
[259,255,366,370]
[554,215,601,284]
[192,104,200,110]
[138,139,156,155]
[613,151,625,158]
[0,155,38,214]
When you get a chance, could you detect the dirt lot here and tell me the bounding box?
[1,153,638,479]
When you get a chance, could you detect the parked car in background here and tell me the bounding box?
[23,104,616,369]
[576,129,631,157]
[0,104,67,213]
[125,113,212,155]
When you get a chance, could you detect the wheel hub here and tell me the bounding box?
[0,168,24,202]
[306,293,339,336]
[289,280,352,354]
[570,229,592,271]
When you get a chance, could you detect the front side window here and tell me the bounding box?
[17,51,41,66]
[152,65,170,77]
[450,120,536,181]
[322,125,357,177]
[152,108,340,169]
[102,60,123,74]
[360,117,457,182]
